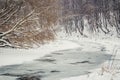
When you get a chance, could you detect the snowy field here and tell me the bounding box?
[0,33,120,80]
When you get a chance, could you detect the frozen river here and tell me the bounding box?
[0,46,111,80]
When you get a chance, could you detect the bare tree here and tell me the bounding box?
[0,0,59,48]
[1,0,120,48]
[60,0,120,36]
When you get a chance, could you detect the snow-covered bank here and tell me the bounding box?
[0,40,79,67]
[1,28,119,67]
[56,33,120,80]
[0,30,120,80]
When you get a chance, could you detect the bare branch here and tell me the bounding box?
[0,6,20,26]
[0,10,34,37]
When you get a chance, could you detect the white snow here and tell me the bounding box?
[0,30,120,80]
[0,40,79,67]
[57,32,120,80]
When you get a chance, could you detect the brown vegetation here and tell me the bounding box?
[0,0,59,48]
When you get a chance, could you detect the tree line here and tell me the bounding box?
[60,0,120,36]
[0,0,59,48]
[0,0,120,48]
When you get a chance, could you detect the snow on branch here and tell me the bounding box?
[0,0,59,48]
[0,10,34,37]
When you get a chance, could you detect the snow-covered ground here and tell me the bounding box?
[0,31,120,80]
[0,40,79,67]
[57,32,120,80]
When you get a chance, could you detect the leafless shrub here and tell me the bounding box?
[0,0,59,48]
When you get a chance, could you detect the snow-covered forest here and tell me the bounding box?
[60,0,120,35]
[0,0,120,48]
[0,0,120,80]
[0,0,59,48]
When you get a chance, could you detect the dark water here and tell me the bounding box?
[0,47,111,80]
